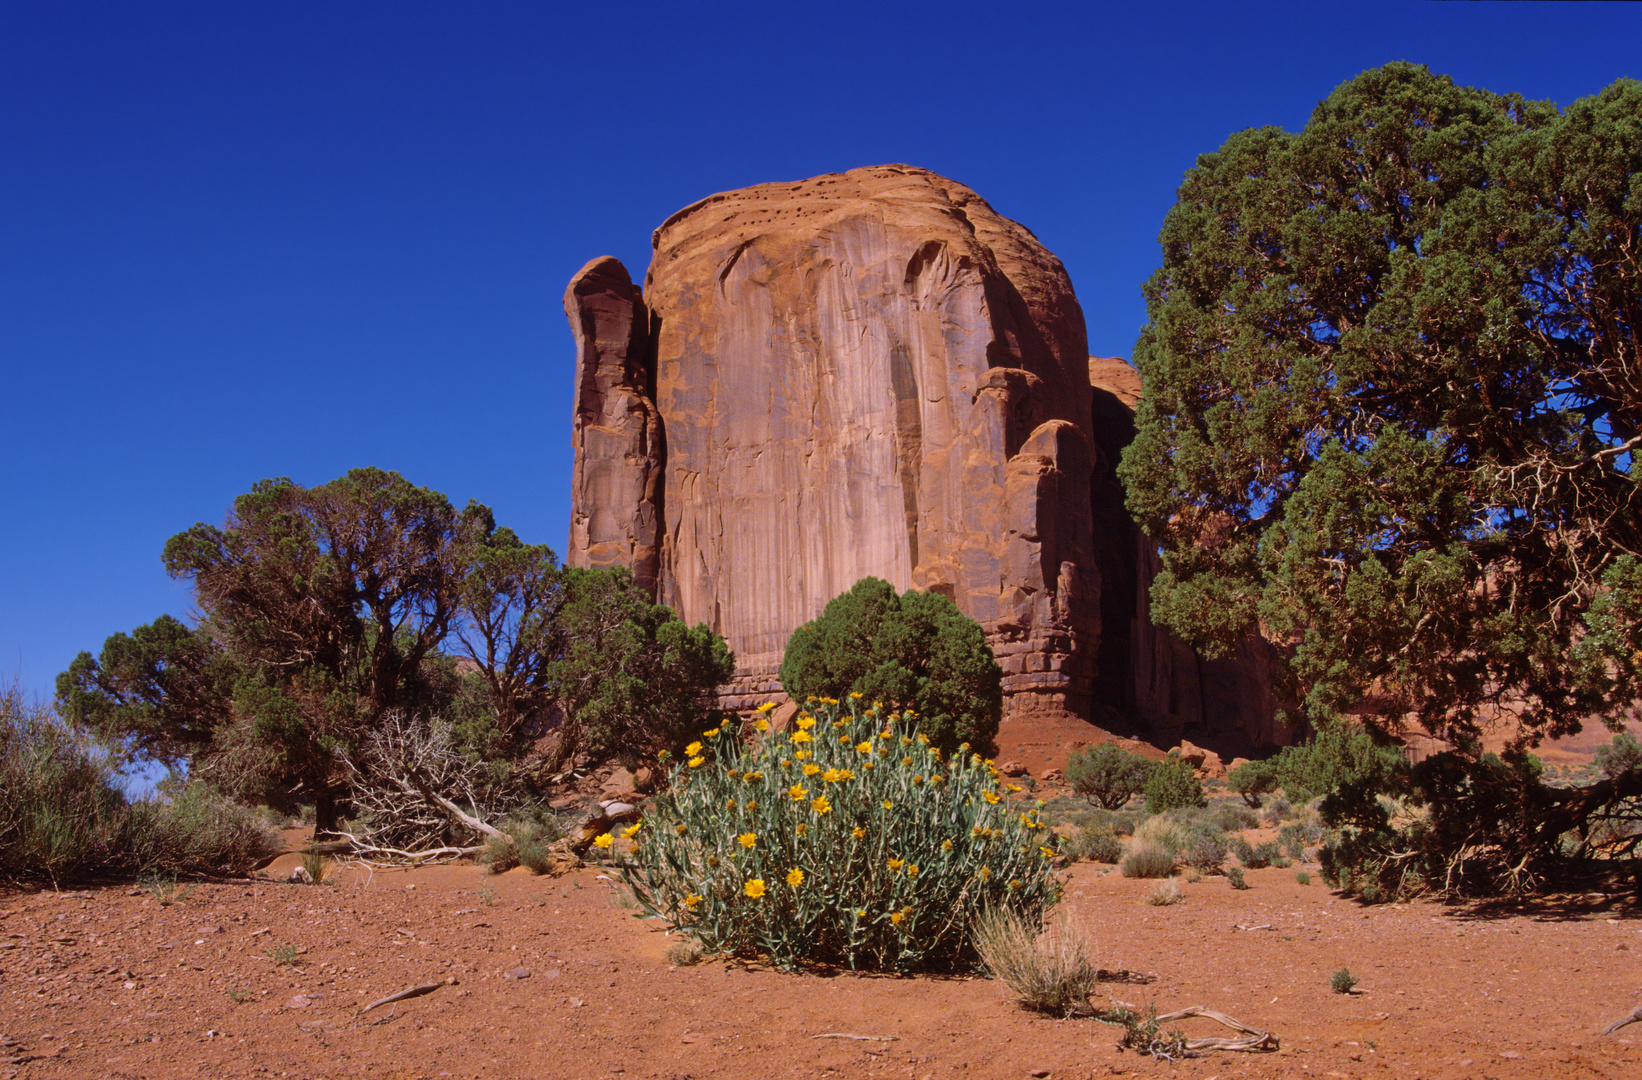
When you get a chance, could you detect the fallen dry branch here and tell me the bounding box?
[1600,1004,1642,1035]
[359,982,446,1015]
[325,830,486,867]
[811,1033,899,1042]
[1154,1006,1280,1053]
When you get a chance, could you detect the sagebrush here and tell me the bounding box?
[609,699,1061,971]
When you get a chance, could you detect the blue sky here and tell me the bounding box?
[3,0,1639,704]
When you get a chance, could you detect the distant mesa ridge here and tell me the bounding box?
[565,164,1279,746]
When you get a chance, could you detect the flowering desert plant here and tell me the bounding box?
[605,698,1062,971]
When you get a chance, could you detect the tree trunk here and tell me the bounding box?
[315,785,339,836]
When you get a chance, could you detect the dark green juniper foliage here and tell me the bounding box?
[59,468,733,837]
[1122,63,1640,742]
[1122,63,1642,894]
[548,565,735,768]
[780,577,1003,756]
[1067,743,1156,809]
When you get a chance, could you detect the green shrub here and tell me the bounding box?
[125,782,284,876]
[1066,745,1154,810]
[1225,866,1249,889]
[1144,756,1206,814]
[1065,826,1123,864]
[1330,967,1359,994]
[1181,829,1228,874]
[1295,870,1311,885]
[484,834,520,874]
[612,701,1059,972]
[1262,797,1294,825]
[1230,836,1283,869]
[1278,820,1325,861]
[1227,758,1278,808]
[779,578,1003,756]
[1212,803,1260,832]
[1120,842,1175,878]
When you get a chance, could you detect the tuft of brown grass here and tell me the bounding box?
[972,909,1102,1017]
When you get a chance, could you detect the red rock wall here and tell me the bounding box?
[566,167,1279,746]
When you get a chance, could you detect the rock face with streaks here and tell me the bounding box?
[565,165,1279,744]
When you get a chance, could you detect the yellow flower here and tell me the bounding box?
[744,878,766,899]
[901,736,914,746]
[743,770,763,782]
[1008,879,1022,891]
[789,730,812,744]
[1039,846,1056,858]
[864,761,876,770]
[745,800,758,811]
[810,795,832,815]
[877,745,891,756]
[849,691,863,700]
[726,798,737,809]
[930,774,945,785]
[788,784,809,802]
[1007,784,1022,793]
[856,908,868,918]
[881,799,893,811]
[702,727,721,738]
[983,791,1001,804]
[821,697,839,706]
[978,866,992,881]
[890,908,908,926]
[971,825,986,838]
[738,832,756,849]
[623,823,642,839]
[687,756,705,768]
[879,731,892,739]
[756,701,777,713]
[726,768,740,779]
[907,864,919,877]
[685,741,703,756]
[675,824,688,835]
[887,858,905,871]
[902,756,914,766]
[794,749,811,760]
[837,768,855,781]
[753,717,769,733]
[684,893,703,910]
[856,741,873,754]
[839,734,852,744]
[851,826,866,840]
[592,833,614,850]
[917,733,930,745]
[913,775,924,786]
[874,700,884,709]
[779,758,791,768]
[802,763,821,776]
[796,715,816,731]
[941,839,954,852]
[821,768,844,783]
[786,868,804,887]
[796,822,808,837]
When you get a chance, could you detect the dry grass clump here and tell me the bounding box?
[1121,841,1176,878]
[973,908,1102,1017]
[1145,878,1184,906]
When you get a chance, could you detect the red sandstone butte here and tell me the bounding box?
[566,165,1278,746]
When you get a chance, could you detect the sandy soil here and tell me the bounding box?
[3,827,1639,1080]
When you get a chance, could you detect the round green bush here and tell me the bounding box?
[608,699,1060,972]
[1066,744,1155,810]
[1144,756,1207,814]
[779,578,1003,756]
[1068,826,1123,864]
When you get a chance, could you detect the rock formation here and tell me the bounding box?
[566,165,1281,746]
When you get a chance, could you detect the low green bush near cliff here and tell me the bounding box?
[606,698,1060,972]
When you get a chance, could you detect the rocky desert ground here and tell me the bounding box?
[3,801,1639,1080]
